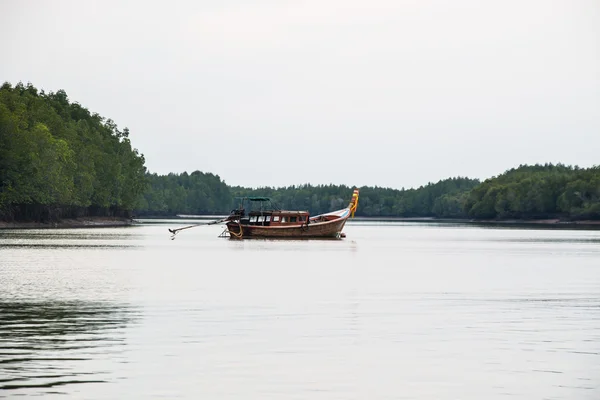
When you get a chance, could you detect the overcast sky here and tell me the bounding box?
[1,0,598,189]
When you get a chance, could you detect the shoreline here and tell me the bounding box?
[138,215,600,230]
[352,216,600,226]
[0,217,134,230]
[353,216,600,224]
[2,216,599,230]
[351,217,600,229]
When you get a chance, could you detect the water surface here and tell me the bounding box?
[1,221,599,399]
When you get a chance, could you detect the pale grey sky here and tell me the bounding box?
[1,0,598,189]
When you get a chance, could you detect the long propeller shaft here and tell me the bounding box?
[169,218,227,236]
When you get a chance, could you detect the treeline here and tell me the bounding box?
[2,82,598,223]
[137,176,481,218]
[229,177,479,217]
[0,82,147,221]
[465,164,600,220]
[138,165,600,221]
[136,171,231,216]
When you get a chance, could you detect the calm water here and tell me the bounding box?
[1,221,599,399]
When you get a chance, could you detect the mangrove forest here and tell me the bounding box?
[1,82,599,223]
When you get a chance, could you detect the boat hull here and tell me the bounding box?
[226,217,348,239]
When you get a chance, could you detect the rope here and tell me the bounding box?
[229,222,244,239]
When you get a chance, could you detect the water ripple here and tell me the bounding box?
[0,301,138,395]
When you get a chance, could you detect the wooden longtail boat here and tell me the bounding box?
[224,189,359,239]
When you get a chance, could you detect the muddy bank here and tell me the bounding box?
[478,218,600,226]
[352,216,600,228]
[0,217,134,229]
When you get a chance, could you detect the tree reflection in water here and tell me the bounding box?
[0,300,138,393]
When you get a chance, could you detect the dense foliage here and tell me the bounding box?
[138,165,600,221]
[465,164,600,220]
[2,83,598,223]
[0,82,147,221]
[136,171,231,216]
[137,177,480,218]
[229,178,479,218]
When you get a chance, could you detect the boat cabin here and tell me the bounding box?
[241,210,310,226]
[229,196,343,227]
[230,196,312,227]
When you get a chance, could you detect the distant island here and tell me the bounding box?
[1,82,599,227]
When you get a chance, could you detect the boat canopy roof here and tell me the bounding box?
[232,196,281,212]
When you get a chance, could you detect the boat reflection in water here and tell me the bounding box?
[0,300,138,395]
